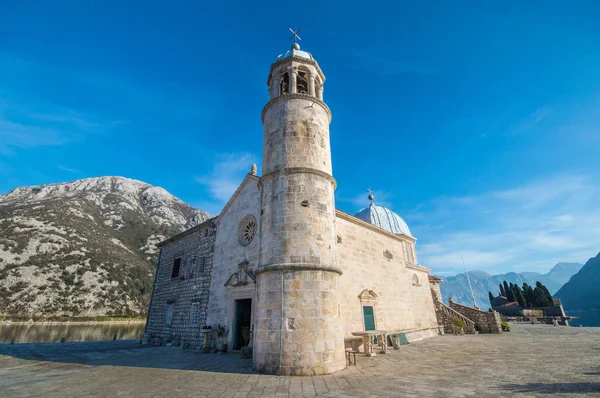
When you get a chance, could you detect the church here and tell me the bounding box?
[144,38,440,376]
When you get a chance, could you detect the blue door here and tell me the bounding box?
[363,306,376,344]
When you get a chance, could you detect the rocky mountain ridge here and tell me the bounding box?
[555,252,600,327]
[0,176,210,317]
[439,262,584,309]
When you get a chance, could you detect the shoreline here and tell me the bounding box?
[0,320,146,326]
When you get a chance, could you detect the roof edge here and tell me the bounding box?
[156,217,217,248]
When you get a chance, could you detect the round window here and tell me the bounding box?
[238,215,257,246]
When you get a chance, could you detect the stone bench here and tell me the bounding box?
[344,336,363,352]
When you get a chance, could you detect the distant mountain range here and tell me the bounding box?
[439,262,584,310]
[0,177,210,318]
[555,252,600,327]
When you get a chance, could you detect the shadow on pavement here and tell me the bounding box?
[495,382,600,394]
[0,341,257,374]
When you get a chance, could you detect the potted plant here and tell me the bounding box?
[216,324,229,353]
[240,326,252,359]
[452,318,465,335]
[199,325,212,353]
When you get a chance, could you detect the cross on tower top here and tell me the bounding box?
[367,188,375,203]
[289,28,302,46]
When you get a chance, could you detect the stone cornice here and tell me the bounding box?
[406,263,431,273]
[261,93,331,124]
[335,209,417,243]
[255,263,343,276]
[267,56,325,85]
[258,167,336,190]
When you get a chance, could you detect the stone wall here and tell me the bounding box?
[449,300,503,334]
[335,212,439,340]
[253,268,346,376]
[434,300,476,334]
[145,221,216,347]
[205,174,261,338]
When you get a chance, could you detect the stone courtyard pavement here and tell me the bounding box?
[0,324,598,397]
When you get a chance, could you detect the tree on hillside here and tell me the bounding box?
[522,283,535,307]
[503,281,510,300]
[513,285,526,308]
[533,286,552,307]
[488,291,495,305]
[506,282,516,302]
[537,281,554,305]
[499,283,506,297]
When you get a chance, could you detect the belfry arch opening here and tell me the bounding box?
[297,69,309,94]
[279,72,290,95]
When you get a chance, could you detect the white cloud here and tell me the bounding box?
[0,99,118,154]
[58,165,80,173]
[194,152,259,214]
[409,174,600,275]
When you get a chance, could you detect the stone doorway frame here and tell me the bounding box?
[358,289,379,331]
[231,298,252,350]
[225,285,256,351]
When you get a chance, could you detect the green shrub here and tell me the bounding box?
[453,318,465,328]
[501,322,511,332]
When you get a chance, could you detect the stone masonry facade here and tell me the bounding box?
[145,220,217,347]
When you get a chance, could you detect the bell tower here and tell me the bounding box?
[254,35,346,376]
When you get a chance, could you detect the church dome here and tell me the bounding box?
[276,43,314,61]
[354,203,413,237]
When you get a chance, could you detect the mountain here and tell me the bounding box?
[555,252,600,327]
[0,177,210,318]
[439,262,583,310]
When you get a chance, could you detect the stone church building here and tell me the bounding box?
[145,41,440,376]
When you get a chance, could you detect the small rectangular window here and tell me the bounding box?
[198,257,206,273]
[172,258,181,278]
[166,303,174,325]
[190,302,200,325]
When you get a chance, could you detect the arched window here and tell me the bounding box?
[412,274,420,286]
[279,72,290,95]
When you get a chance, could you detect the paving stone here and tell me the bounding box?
[0,324,599,397]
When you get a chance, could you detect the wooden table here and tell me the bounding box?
[351,330,389,356]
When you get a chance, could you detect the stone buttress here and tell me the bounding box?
[254,43,346,375]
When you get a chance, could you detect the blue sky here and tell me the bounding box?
[1,1,599,276]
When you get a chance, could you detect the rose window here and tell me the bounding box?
[238,215,257,246]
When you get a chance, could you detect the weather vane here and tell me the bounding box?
[289,28,302,45]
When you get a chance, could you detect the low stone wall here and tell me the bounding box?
[449,300,503,334]
[403,327,439,342]
[434,301,476,334]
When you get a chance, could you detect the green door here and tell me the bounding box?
[363,306,376,344]
[363,306,375,330]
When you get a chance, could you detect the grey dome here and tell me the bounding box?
[276,43,313,61]
[354,203,413,237]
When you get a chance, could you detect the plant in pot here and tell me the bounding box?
[199,325,212,353]
[452,318,465,335]
[240,326,252,359]
[216,324,229,353]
